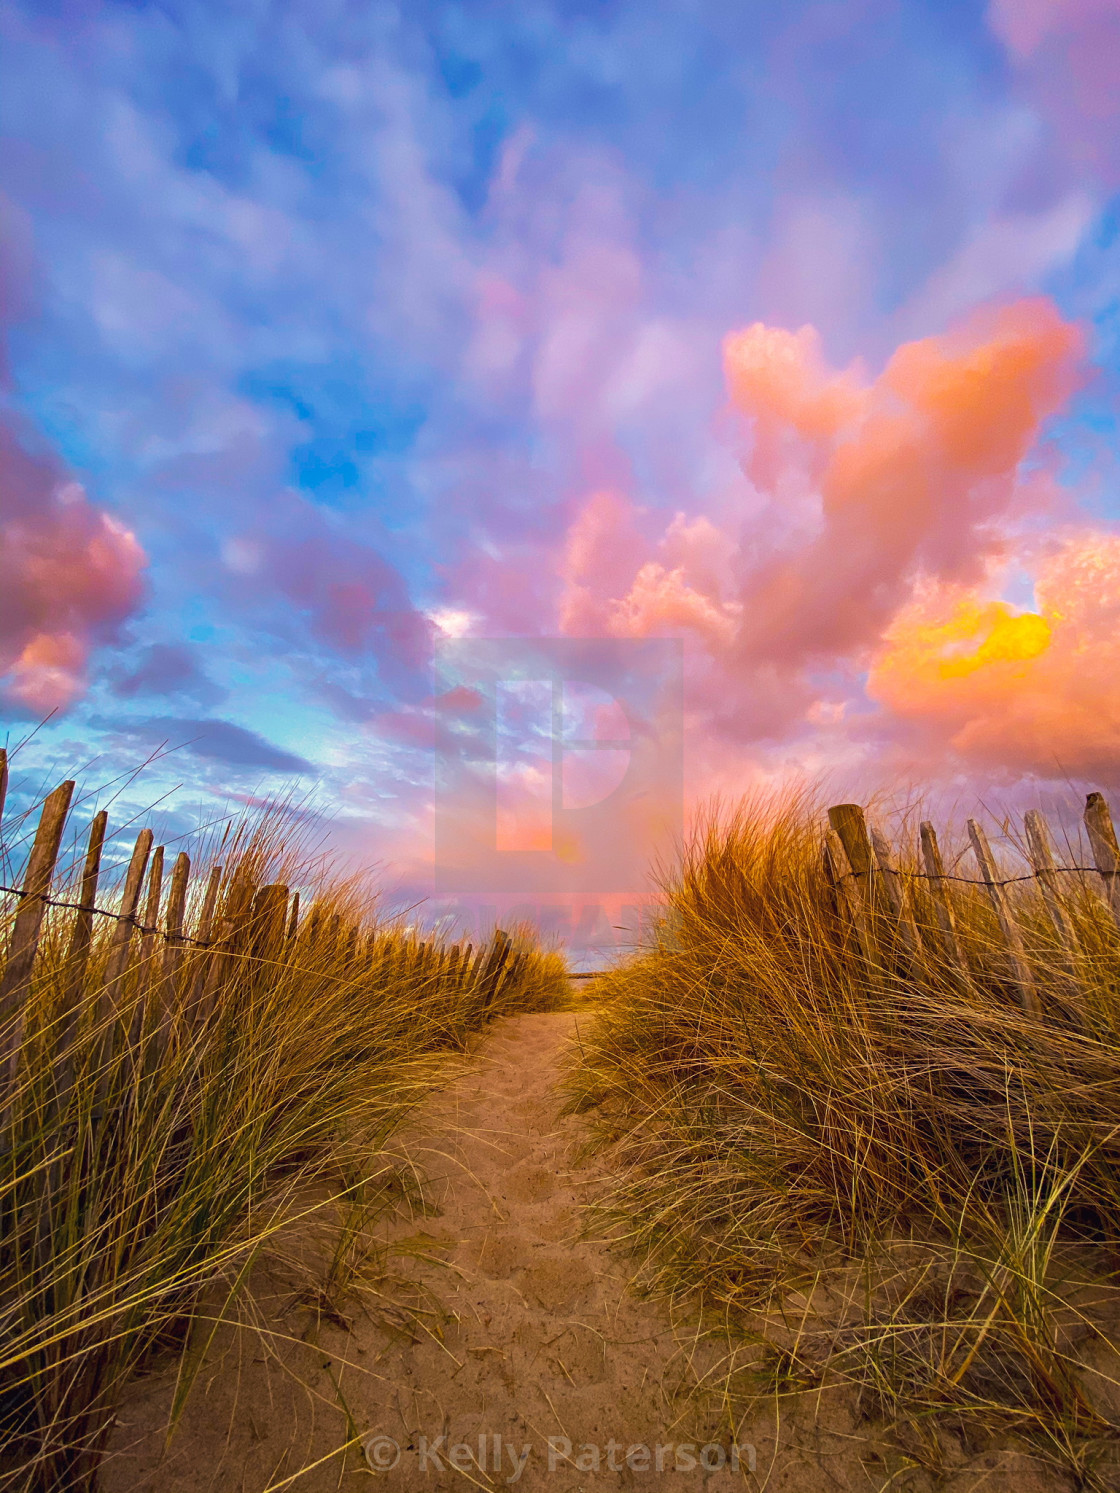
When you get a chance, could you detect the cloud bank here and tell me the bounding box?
[0,415,146,712]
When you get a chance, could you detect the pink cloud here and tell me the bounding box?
[988,0,1120,58]
[544,297,1101,788]
[0,417,147,712]
[728,298,1083,673]
[219,498,432,682]
[989,0,1120,181]
[868,530,1120,783]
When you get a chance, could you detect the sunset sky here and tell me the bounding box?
[2,0,1119,938]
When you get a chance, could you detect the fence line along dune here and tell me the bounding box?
[0,749,566,1492]
[566,789,1120,1484]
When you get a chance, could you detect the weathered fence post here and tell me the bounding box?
[155,851,190,1054]
[138,847,165,978]
[0,779,75,1088]
[478,928,512,1018]
[919,821,972,993]
[1023,809,1080,973]
[1084,792,1120,928]
[200,873,254,1017]
[162,852,191,988]
[99,829,154,1065]
[56,809,109,1075]
[186,864,223,1018]
[458,942,474,993]
[870,824,921,962]
[823,828,864,950]
[967,819,1039,1016]
[827,804,879,962]
[250,883,289,966]
[133,846,165,1047]
[286,891,300,944]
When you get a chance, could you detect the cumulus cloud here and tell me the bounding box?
[868,531,1120,782]
[558,298,1083,664]
[0,415,147,713]
[728,298,1084,672]
[552,296,1108,780]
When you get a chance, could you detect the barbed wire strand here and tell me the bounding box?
[834,865,1107,886]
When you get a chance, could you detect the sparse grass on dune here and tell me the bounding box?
[565,792,1120,1481]
[0,797,562,1493]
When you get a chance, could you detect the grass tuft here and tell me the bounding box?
[1,797,562,1492]
[565,791,1120,1479]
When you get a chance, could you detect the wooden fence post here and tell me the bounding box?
[138,847,165,978]
[478,929,512,1019]
[0,747,7,833]
[1084,792,1120,928]
[0,779,75,1088]
[99,829,153,1065]
[967,818,1039,1017]
[823,828,864,949]
[250,883,289,966]
[185,864,223,1019]
[286,891,300,944]
[919,822,972,993]
[200,873,253,1017]
[458,942,474,992]
[1023,809,1080,973]
[155,852,190,1053]
[162,852,190,989]
[56,809,108,1073]
[133,846,165,1047]
[827,804,878,962]
[870,824,921,962]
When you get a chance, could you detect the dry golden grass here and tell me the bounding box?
[0,798,565,1492]
[564,792,1120,1485]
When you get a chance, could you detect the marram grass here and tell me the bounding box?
[565,793,1120,1481]
[0,802,566,1492]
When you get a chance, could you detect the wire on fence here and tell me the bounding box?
[0,879,487,990]
[835,865,1105,887]
[0,880,216,947]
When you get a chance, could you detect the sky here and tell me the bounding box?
[1,0,1119,948]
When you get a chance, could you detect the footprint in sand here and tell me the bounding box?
[102,1011,755,1492]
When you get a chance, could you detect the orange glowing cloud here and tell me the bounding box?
[558,300,1083,680]
[730,298,1084,670]
[723,322,865,488]
[552,296,1101,777]
[868,532,1120,781]
[607,562,740,648]
[558,493,741,648]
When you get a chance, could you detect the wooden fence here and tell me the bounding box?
[824,792,1120,1013]
[0,749,526,1102]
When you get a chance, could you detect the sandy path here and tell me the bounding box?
[348,1009,741,1491]
[104,1011,749,1493]
[104,1010,1060,1493]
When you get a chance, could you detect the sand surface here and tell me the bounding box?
[102,1011,746,1491]
[102,1010,1062,1493]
